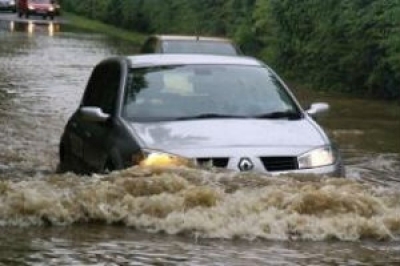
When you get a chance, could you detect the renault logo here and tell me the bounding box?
[238,157,254,172]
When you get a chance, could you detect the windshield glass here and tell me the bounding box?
[162,40,239,55]
[30,0,52,3]
[122,65,300,122]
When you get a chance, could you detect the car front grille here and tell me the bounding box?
[260,157,298,172]
[196,157,229,168]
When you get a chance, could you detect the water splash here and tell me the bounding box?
[1,167,399,241]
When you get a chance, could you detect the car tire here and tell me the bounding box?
[56,141,70,174]
[55,162,66,174]
[103,160,116,174]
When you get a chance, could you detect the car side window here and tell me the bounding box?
[81,62,121,115]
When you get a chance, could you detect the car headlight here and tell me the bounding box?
[133,149,192,168]
[49,7,54,11]
[298,146,336,169]
[28,5,34,9]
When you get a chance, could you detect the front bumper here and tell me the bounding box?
[146,145,346,178]
[223,155,345,178]
[28,10,55,15]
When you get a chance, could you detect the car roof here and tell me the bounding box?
[153,35,234,43]
[126,54,262,68]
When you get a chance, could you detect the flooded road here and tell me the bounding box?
[1,17,400,265]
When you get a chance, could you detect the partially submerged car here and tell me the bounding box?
[140,35,242,56]
[58,54,345,177]
[0,0,16,12]
[17,0,57,19]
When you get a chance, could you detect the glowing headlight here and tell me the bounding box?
[298,147,336,169]
[134,150,192,168]
[49,7,54,11]
[28,5,34,9]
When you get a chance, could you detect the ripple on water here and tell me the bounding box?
[0,30,134,180]
[345,151,400,187]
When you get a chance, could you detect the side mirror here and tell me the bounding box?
[80,107,110,122]
[306,102,329,118]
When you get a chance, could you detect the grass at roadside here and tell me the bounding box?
[62,12,146,45]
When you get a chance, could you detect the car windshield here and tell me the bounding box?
[122,65,301,122]
[162,40,239,55]
[30,0,52,3]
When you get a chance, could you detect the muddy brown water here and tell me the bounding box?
[0,18,400,265]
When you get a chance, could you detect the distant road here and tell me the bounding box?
[0,11,66,24]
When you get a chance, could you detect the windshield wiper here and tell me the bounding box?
[253,111,302,120]
[175,113,248,121]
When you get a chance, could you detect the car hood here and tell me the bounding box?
[130,118,327,153]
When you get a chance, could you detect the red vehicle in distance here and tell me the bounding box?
[17,0,57,20]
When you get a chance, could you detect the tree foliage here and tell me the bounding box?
[61,0,400,100]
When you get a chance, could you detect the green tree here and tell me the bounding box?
[61,0,400,100]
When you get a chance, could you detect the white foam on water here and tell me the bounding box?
[1,167,399,241]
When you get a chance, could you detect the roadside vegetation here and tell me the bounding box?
[63,12,145,45]
[60,0,400,101]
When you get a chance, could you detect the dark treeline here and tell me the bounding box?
[61,0,400,100]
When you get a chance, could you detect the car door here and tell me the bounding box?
[61,65,103,173]
[80,60,122,172]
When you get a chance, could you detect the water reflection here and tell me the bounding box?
[1,218,400,265]
[9,20,14,31]
[8,20,60,36]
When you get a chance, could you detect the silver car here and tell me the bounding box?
[58,54,345,177]
[0,0,16,12]
[140,35,242,56]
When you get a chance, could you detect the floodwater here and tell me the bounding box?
[0,17,400,265]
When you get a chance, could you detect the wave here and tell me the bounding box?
[1,166,399,241]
